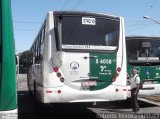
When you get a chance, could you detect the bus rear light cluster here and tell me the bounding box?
[112,67,121,82]
[112,72,119,82]
[54,67,65,82]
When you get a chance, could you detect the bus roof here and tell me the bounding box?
[50,11,122,20]
[126,36,160,41]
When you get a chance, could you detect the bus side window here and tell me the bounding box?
[35,39,39,62]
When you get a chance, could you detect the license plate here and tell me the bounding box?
[81,81,97,87]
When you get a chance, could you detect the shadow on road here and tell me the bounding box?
[18,91,98,119]
[93,98,158,110]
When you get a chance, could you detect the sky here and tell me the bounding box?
[11,0,160,54]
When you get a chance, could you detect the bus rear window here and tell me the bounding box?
[58,16,120,51]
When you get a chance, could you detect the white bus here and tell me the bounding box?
[27,11,127,104]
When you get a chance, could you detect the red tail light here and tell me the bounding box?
[115,72,119,77]
[117,67,121,72]
[46,90,52,93]
[58,90,61,94]
[54,67,59,72]
[112,78,116,82]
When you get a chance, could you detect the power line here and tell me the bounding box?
[60,0,70,10]
[126,23,157,27]
[126,20,147,23]
[71,0,82,10]
[14,20,41,24]
[14,28,37,32]
[60,0,82,10]
[126,24,158,34]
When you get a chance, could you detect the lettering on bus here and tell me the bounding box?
[99,67,112,75]
[96,59,112,64]
[154,73,160,78]
[95,58,112,75]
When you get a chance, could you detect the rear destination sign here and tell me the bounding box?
[82,17,96,25]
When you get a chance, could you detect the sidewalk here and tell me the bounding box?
[138,95,160,106]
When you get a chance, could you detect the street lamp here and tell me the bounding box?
[143,16,160,24]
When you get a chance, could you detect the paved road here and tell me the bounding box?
[18,91,97,119]
[17,74,160,119]
[17,74,97,119]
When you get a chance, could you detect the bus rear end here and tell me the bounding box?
[43,11,127,103]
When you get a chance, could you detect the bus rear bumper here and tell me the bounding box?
[43,85,127,103]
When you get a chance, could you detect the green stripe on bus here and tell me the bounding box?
[128,65,160,83]
[89,52,116,90]
[0,0,17,111]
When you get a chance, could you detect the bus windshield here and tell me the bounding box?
[126,38,160,66]
[57,15,120,51]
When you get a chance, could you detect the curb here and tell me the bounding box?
[138,97,160,106]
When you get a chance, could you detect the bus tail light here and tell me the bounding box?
[56,72,61,77]
[123,89,127,91]
[117,67,121,72]
[58,90,61,94]
[115,72,119,77]
[60,78,64,82]
[112,71,120,82]
[46,90,52,93]
[54,67,59,72]
[112,78,116,82]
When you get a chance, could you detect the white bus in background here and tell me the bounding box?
[27,11,127,104]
